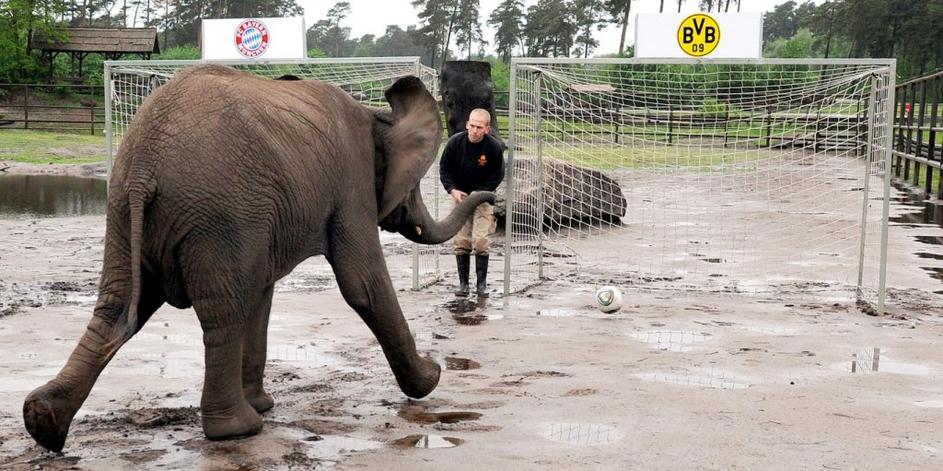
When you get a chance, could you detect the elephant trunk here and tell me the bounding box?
[399,189,495,245]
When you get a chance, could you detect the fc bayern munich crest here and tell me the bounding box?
[235,19,270,58]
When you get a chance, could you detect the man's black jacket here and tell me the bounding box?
[439,131,505,194]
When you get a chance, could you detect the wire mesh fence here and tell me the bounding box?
[505,58,894,311]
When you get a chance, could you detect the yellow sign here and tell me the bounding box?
[677,14,721,57]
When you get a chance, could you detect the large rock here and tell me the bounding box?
[493,157,627,231]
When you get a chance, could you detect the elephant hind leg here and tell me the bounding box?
[193,295,263,440]
[23,276,165,452]
[241,284,275,413]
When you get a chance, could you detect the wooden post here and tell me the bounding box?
[894,83,907,176]
[765,106,773,148]
[929,76,941,199]
[814,108,821,152]
[855,96,862,157]
[614,120,620,144]
[23,85,29,130]
[668,106,673,145]
[914,80,928,187]
[90,107,95,135]
[903,83,916,180]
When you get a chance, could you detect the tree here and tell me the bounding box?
[371,25,427,59]
[412,0,456,70]
[603,0,632,56]
[324,2,352,57]
[454,0,485,60]
[524,0,575,57]
[763,1,798,42]
[487,0,524,63]
[806,0,837,57]
[572,0,604,58]
[0,0,68,82]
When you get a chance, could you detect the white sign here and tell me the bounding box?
[635,13,763,59]
[201,17,306,60]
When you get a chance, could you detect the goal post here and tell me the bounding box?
[504,58,894,311]
[104,57,443,290]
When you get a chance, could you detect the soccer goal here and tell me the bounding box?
[104,57,444,290]
[504,58,895,311]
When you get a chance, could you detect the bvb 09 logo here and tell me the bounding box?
[235,19,270,58]
[677,13,720,57]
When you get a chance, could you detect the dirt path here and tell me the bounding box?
[1,168,942,470]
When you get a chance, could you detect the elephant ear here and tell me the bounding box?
[377,76,442,221]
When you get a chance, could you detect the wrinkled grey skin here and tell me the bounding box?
[22,64,494,452]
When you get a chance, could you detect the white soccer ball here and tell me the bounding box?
[594,286,623,313]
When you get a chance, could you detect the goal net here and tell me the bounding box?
[505,58,894,310]
[105,58,443,290]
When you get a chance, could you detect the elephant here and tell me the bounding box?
[22,64,494,452]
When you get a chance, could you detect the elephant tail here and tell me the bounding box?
[105,184,152,356]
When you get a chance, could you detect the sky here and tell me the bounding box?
[299,0,824,57]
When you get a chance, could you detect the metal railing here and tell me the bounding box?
[893,70,943,198]
[0,83,105,135]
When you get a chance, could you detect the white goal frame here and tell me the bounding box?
[104,57,443,291]
[504,58,895,312]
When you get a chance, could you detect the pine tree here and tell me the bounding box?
[487,0,524,62]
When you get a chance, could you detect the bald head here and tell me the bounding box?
[466,108,492,143]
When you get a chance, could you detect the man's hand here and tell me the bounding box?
[450,189,468,203]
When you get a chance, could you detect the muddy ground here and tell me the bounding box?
[1,162,942,470]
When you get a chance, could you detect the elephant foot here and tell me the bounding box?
[243,386,274,413]
[396,357,441,399]
[23,384,74,453]
[202,400,263,441]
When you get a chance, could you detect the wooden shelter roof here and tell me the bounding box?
[30,27,160,54]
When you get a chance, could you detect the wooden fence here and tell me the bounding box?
[0,83,105,135]
[893,70,943,198]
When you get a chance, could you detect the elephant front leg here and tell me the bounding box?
[328,236,440,399]
[195,300,262,440]
[241,284,274,413]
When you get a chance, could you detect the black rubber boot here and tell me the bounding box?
[475,254,490,298]
[455,254,470,297]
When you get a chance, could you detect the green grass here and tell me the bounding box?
[532,143,775,172]
[0,130,106,164]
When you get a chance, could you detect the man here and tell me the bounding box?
[439,108,505,298]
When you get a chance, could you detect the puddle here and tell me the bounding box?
[267,343,336,367]
[921,267,943,281]
[888,199,943,228]
[914,235,943,246]
[274,273,336,293]
[738,324,796,335]
[453,313,504,325]
[628,330,710,352]
[390,434,463,449]
[635,371,750,389]
[444,298,481,314]
[847,348,931,375]
[537,309,579,317]
[543,423,621,446]
[0,175,107,218]
[396,403,482,424]
[700,257,726,263]
[445,356,481,370]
